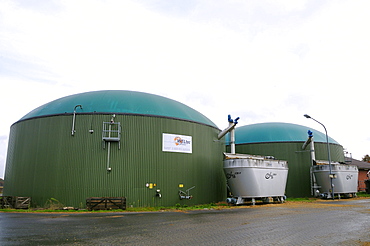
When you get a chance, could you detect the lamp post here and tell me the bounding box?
[304,114,334,199]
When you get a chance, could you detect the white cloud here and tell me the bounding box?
[1,0,370,178]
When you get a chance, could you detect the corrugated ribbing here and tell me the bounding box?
[4,114,225,208]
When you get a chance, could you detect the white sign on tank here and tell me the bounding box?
[162,133,192,154]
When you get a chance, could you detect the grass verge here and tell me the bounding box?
[1,194,368,213]
[0,202,231,213]
[356,192,370,198]
[285,197,318,202]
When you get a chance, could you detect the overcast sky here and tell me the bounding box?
[1,0,370,179]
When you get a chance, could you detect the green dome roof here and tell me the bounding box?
[233,122,339,145]
[20,90,217,127]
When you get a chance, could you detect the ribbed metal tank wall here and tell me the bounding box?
[228,142,344,197]
[5,114,226,208]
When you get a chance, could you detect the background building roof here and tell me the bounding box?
[19,90,217,127]
[345,157,370,170]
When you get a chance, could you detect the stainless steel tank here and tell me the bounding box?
[311,161,358,198]
[224,153,288,205]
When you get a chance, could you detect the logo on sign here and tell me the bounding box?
[174,137,191,146]
[226,171,241,179]
[265,172,277,179]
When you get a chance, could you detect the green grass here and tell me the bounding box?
[356,192,370,197]
[285,192,370,201]
[125,202,230,212]
[2,194,369,213]
[285,197,317,202]
[0,202,231,213]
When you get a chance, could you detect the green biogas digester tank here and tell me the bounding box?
[4,90,226,208]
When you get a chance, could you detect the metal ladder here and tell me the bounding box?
[102,121,121,172]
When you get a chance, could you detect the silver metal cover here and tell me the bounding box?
[312,163,358,194]
[224,153,288,198]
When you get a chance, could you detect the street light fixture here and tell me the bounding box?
[304,114,334,199]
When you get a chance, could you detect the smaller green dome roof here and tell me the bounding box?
[233,122,339,145]
[20,90,217,127]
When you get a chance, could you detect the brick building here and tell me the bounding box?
[345,157,370,192]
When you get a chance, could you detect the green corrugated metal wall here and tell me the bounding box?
[5,114,226,208]
[228,142,344,197]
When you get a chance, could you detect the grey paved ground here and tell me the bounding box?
[0,198,369,245]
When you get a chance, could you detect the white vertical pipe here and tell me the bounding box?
[71,105,82,136]
[230,122,235,154]
[107,142,111,171]
[310,137,317,196]
[310,137,316,164]
[71,111,76,136]
[106,122,112,171]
